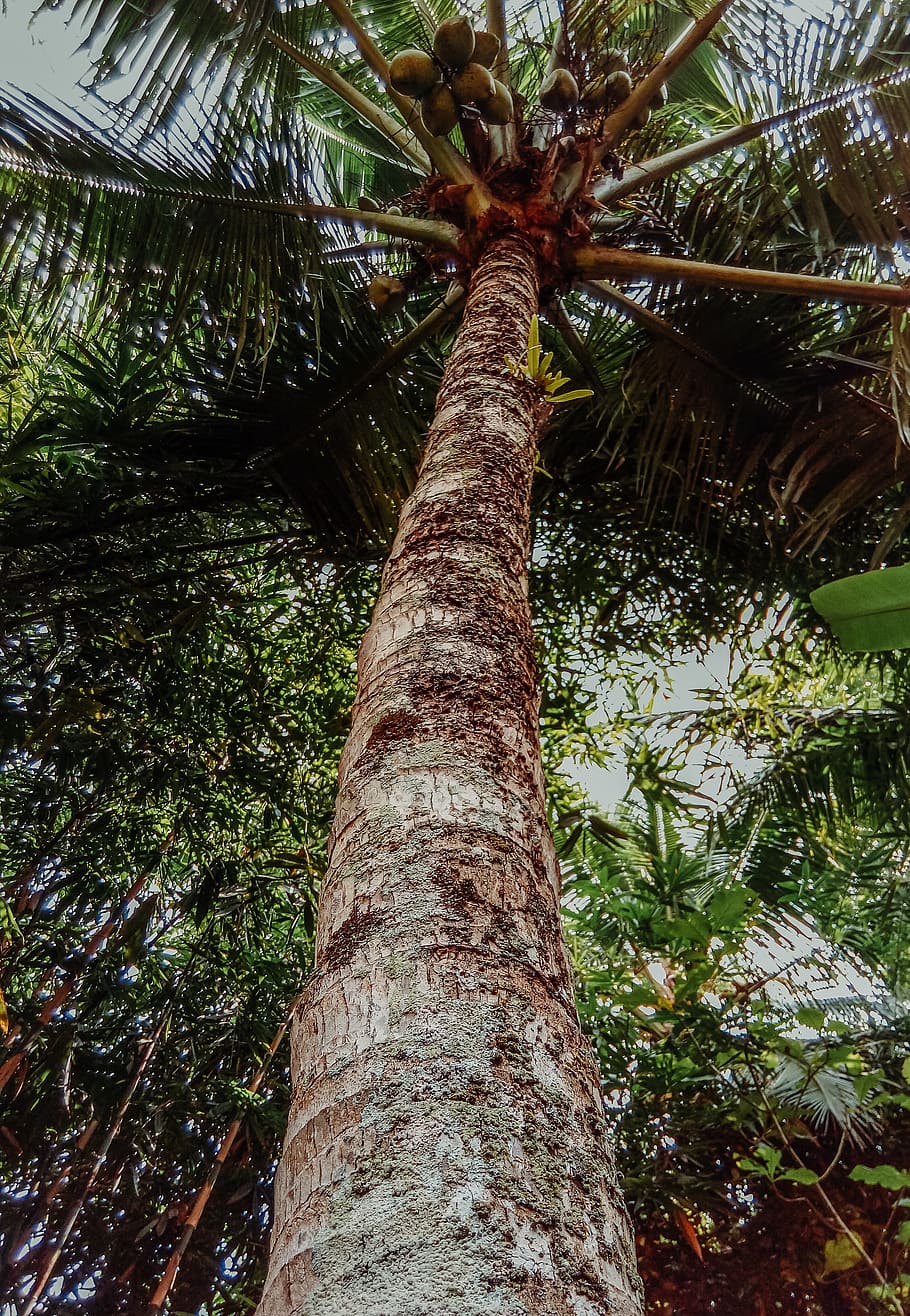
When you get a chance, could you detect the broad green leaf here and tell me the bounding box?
[707,886,752,928]
[795,1007,826,1031]
[823,1235,863,1275]
[849,1165,910,1190]
[780,1167,820,1185]
[811,565,910,653]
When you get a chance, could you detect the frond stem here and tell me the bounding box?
[0,152,458,247]
[0,151,461,247]
[296,205,461,248]
[591,67,910,206]
[550,299,604,394]
[581,279,786,409]
[485,0,517,164]
[272,282,466,461]
[596,0,736,157]
[265,30,431,173]
[573,247,910,307]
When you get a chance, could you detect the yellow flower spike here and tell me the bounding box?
[503,315,593,405]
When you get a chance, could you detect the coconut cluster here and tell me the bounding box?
[539,47,667,127]
[388,15,513,137]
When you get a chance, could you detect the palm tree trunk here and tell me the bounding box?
[258,233,643,1316]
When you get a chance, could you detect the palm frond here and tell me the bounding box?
[0,85,330,339]
[768,1050,881,1141]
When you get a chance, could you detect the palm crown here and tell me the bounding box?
[1,0,908,561]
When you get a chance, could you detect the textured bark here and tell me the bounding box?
[258,234,644,1316]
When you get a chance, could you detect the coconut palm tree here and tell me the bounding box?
[2,0,910,1311]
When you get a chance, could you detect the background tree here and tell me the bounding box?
[2,0,910,1311]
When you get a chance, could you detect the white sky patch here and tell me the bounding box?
[571,634,771,814]
[0,4,84,95]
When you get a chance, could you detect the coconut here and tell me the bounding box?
[605,69,633,102]
[650,81,669,109]
[472,29,501,67]
[368,274,407,315]
[579,76,608,112]
[420,82,459,136]
[452,61,496,106]
[479,79,513,125]
[357,195,380,212]
[388,48,441,97]
[432,15,475,67]
[599,48,630,75]
[632,104,652,128]
[539,67,579,112]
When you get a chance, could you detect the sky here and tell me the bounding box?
[0,3,81,95]
[0,0,853,100]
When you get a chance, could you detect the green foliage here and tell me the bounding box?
[0,310,381,1310]
[558,787,910,1311]
[1,0,909,1311]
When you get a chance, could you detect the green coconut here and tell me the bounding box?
[650,81,669,109]
[433,15,475,67]
[472,29,501,67]
[599,48,630,74]
[539,67,579,112]
[479,79,513,125]
[579,76,608,112]
[420,82,459,136]
[632,103,652,128]
[605,69,633,102]
[357,195,380,212]
[368,274,408,315]
[388,48,441,97]
[452,61,496,106]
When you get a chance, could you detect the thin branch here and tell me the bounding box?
[0,833,177,1090]
[0,870,151,1086]
[581,279,786,409]
[21,1011,170,1316]
[597,0,737,156]
[145,1007,295,1315]
[764,1104,891,1292]
[6,1118,101,1266]
[265,30,431,173]
[319,0,489,201]
[572,247,910,307]
[485,0,517,165]
[709,1051,893,1296]
[590,68,910,206]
